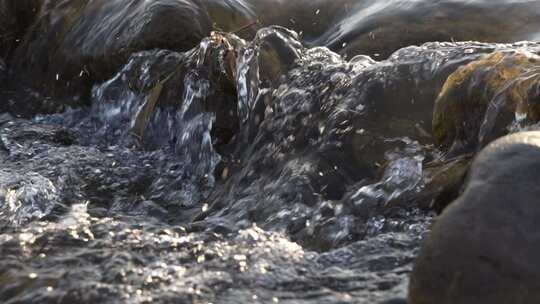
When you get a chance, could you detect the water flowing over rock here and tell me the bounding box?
[11,0,213,99]
[2,1,540,303]
[3,0,540,103]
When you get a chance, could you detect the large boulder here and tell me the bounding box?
[11,0,213,100]
[409,131,540,304]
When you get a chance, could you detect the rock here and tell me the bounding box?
[91,31,243,150]
[195,34,527,249]
[409,131,540,304]
[417,155,472,212]
[0,58,5,83]
[433,51,540,156]
[382,299,408,304]
[202,0,256,33]
[11,0,213,100]
[315,0,540,58]
[0,0,41,59]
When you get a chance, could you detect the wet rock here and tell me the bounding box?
[12,0,213,100]
[203,0,256,33]
[315,0,540,58]
[0,0,41,60]
[417,155,472,212]
[90,31,242,152]
[433,50,540,156]
[409,131,540,304]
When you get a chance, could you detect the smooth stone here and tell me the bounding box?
[409,131,540,304]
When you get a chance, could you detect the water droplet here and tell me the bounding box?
[197,255,205,263]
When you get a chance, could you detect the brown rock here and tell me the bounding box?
[433,51,540,156]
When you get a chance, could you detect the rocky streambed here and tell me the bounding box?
[2,1,540,303]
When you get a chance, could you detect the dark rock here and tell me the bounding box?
[11,0,213,100]
[409,131,540,304]
[0,0,41,60]
[0,58,5,87]
[381,299,408,304]
[417,155,472,212]
[0,58,5,73]
[315,0,540,58]
[90,31,243,151]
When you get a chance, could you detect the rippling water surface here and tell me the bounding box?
[1,0,540,303]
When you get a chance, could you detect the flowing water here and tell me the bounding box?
[1,1,540,303]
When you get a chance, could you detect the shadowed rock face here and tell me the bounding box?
[409,131,540,304]
[11,0,213,99]
[0,0,41,60]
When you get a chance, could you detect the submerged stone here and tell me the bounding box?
[409,131,540,304]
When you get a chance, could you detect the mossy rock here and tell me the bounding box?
[433,51,540,156]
